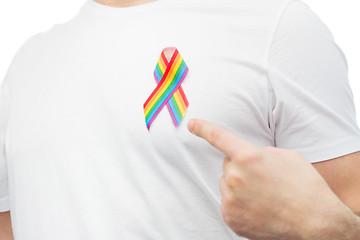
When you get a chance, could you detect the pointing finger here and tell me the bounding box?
[187,118,260,157]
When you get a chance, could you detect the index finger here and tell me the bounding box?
[187,118,260,156]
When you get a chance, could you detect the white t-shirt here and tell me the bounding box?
[1,0,360,239]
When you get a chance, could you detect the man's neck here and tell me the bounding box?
[93,0,157,8]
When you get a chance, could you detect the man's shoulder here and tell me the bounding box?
[15,12,86,60]
[6,12,85,82]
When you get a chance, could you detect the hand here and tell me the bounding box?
[187,118,357,240]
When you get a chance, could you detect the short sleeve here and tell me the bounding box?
[0,33,41,212]
[267,0,360,163]
[0,76,10,212]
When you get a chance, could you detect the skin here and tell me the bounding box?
[0,211,13,240]
[93,0,157,8]
[2,119,358,239]
[313,152,360,217]
[187,118,360,239]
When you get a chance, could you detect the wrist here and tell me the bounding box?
[300,196,360,240]
[342,211,360,240]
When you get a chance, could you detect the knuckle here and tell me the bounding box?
[220,198,227,213]
[222,211,236,227]
[219,175,226,193]
[227,172,242,187]
[208,129,221,147]
[222,191,237,207]
[220,199,230,219]
[221,197,242,231]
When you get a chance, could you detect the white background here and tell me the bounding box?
[0,0,359,126]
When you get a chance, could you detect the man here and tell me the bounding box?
[1,0,360,239]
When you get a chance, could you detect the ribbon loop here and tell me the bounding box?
[143,47,189,130]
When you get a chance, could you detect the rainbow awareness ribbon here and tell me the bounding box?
[143,47,189,130]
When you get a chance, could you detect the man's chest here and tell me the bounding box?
[9,12,273,160]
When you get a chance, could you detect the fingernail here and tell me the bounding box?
[187,119,195,132]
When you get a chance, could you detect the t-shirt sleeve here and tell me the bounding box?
[0,34,39,212]
[267,0,360,163]
[0,74,11,212]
